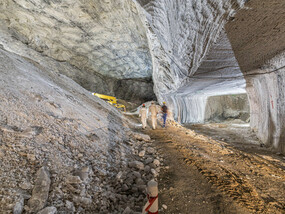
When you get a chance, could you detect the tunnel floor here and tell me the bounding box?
[141,122,285,213]
[186,121,261,154]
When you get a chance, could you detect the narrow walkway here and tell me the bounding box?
[145,125,285,214]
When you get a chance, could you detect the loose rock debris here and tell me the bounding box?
[146,123,285,214]
[0,129,163,213]
[0,49,163,213]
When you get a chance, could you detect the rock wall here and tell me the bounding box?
[0,0,246,102]
[0,0,154,101]
[141,0,285,153]
[205,94,249,122]
[0,46,160,213]
[0,46,127,212]
[226,0,285,153]
[165,79,248,123]
[138,0,246,101]
[244,55,285,153]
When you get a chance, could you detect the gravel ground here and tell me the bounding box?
[142,121,285,213]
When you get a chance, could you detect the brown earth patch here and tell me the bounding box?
[143,123,285,213]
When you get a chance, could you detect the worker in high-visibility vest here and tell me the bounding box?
[149,102,158,130]
[139,104,148,129]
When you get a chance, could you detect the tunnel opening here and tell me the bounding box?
[165,30,251,127]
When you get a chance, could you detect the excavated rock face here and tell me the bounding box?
[1,1,285,212]
[226,0,285,72]
[135,0,250,126]
[225,0,285,153]
[0,0,155,101]
[138,0,246,99]
[140,0,285,153]
[0,0,285,154]
[0,0,245,101]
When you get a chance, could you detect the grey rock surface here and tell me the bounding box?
[123,206,133,214]
[13,198,24,214]
[205,94,250,122]
[37,206,57,214]
[162,30,249,123]
[1,0,284,154]
[226,0,285,153]
[0,47,162,212]
[129,161,145,170]
[139,0,245,101]
[0,0,152,79]
[0,0,155,101]
[0,4,283,209]
[28,167,51,212]
[132,132,151,142]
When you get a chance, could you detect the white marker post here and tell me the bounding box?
[142,180,158,214]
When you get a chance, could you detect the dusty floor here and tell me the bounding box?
[140,121,285,213]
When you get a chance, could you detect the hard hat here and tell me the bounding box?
[163,102,166,104]
[142,104,145,107]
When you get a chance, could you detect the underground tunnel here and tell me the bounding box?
[0,0,284,213]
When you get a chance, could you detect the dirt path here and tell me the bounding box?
[144,123,285,214]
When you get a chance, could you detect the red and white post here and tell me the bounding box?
[142,180,158,214]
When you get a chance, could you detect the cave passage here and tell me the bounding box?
[162,30,251,126]
[0,0,285,213]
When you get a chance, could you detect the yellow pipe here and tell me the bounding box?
[92,93,126,112]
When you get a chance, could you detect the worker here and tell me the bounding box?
[149,101,158,130]
[161,102,168,128]
[139,104,148,129]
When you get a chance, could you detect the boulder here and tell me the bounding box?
[138,150,145,157]
[13,197,24,214]
[28,167,51,212]
[123,207,133,214]
[37,206,57,214]
[153,159,160,166]
[128,161,144,170]
[131,133,151,142]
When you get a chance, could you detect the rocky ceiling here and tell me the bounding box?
[0,0,155,101]
[0,0,246,102]
[225,0,285,72]
[1,0,152,79]
[138,0,246,100]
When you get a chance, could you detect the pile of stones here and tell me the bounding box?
[2,132,162,214]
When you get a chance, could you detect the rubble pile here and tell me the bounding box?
[0,48,163,213]
[0,131,162,213]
